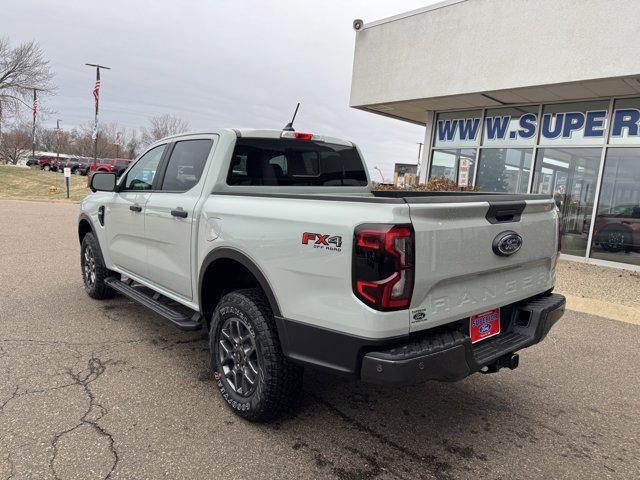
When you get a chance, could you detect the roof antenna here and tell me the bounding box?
[283,102,300,131]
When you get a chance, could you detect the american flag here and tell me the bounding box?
[114,131,121,146]
[93,69,101,109]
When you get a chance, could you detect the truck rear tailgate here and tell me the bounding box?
[405,195,558,332]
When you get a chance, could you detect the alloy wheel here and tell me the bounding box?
[217,317,259,397]
[83,245,96,287]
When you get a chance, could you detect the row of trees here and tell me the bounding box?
[0,114,191,164]
[0,36,191,165]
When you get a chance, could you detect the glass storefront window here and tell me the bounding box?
[540,101,610,146]
[476,148,532,193]
[482,105,539,147]
[533,148,602,257]
[609,98,640,145]
[430,149,476,184]
[589,148,640,266]
[433,110,482,148]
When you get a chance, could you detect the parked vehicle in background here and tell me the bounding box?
[89,158,132,177]
[57,157,91,175]
[588,204,640,253]
[78,128,565,421]
[38,156,58,171]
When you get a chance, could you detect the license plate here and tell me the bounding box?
[470,308,500,344]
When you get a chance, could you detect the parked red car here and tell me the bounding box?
[89,158,133,177]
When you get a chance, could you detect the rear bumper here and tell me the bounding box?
[360,293,565,385]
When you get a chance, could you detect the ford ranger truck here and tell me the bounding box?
[79,128,565,421]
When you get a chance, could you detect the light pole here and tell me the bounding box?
[56,119,62,165]
[85,63,111,174]
[27,87,45,167]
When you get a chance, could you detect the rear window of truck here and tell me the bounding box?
[227,138,368,186]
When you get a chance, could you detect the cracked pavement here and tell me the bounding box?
[0,198,639,479]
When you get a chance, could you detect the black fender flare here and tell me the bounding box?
[78,212,95,243]
[198,247,282,317]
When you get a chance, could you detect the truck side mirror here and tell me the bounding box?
[90,172,117,193]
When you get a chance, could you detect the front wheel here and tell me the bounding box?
[209,289,303,421]
[81,232,117,299]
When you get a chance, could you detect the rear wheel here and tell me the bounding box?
[81,232,117,299]
[43,165,50,171]
[600,227,631,253]
[209,288,303,421]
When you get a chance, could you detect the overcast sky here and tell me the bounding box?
[5,0,437,179]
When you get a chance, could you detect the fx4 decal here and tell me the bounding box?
[301,232,342,252]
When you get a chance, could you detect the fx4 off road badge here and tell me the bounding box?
[302,232,342,252]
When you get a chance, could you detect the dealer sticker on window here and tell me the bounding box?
[470,308,500,343]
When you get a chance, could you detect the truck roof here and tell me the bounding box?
[158,129,354,147]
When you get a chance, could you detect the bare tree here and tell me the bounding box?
[0,38,54,116]
[0,122,32,164]
[140,114,190,146]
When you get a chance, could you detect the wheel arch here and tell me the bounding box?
[198,248,282,323]
[78,213,94,244]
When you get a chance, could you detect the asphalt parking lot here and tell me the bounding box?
[1,199,639,480]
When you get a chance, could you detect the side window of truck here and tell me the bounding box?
[123,145,166,190]
[160,139,213,192]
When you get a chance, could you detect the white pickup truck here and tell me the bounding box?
[79,128,565,421]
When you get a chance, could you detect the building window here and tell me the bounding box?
[482,106,539,147]
[533,148,602,257]
[433,110,482,148]
[589,148,640,265]
[608,97,640,145]
[475,148,532,193]
[430,149,476,184]
[539,100,610,147]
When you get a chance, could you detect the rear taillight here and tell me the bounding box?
[352,224,415,311]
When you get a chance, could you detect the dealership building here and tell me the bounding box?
[350,0,640,270]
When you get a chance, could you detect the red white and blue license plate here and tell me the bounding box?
[470,308,500,344]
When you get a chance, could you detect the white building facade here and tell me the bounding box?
[350,0,640,270]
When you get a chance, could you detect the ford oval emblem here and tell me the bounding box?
[492,231,523,256]
[413,312,426,321]
[479,323,492,333]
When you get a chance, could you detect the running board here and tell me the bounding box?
[105,277,203,330]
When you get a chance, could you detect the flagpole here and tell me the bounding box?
[32,89,36,166]
[85,63,111,175]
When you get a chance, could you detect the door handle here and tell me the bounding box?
[171,209,188,218]
[129,204,142,212]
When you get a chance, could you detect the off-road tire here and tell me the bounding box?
[209,288,303,421]
[81,232,117,299]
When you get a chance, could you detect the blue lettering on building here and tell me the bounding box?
[518,114,537,139]
[541,113,563,139]
[458,118,480,140]
[485,116,510,140]
[437,119,458,141]
[436,109,640,143]
[584,110,607,137]
[610,108,640,137]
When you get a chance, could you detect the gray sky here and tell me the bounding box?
[5,0,436,179]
